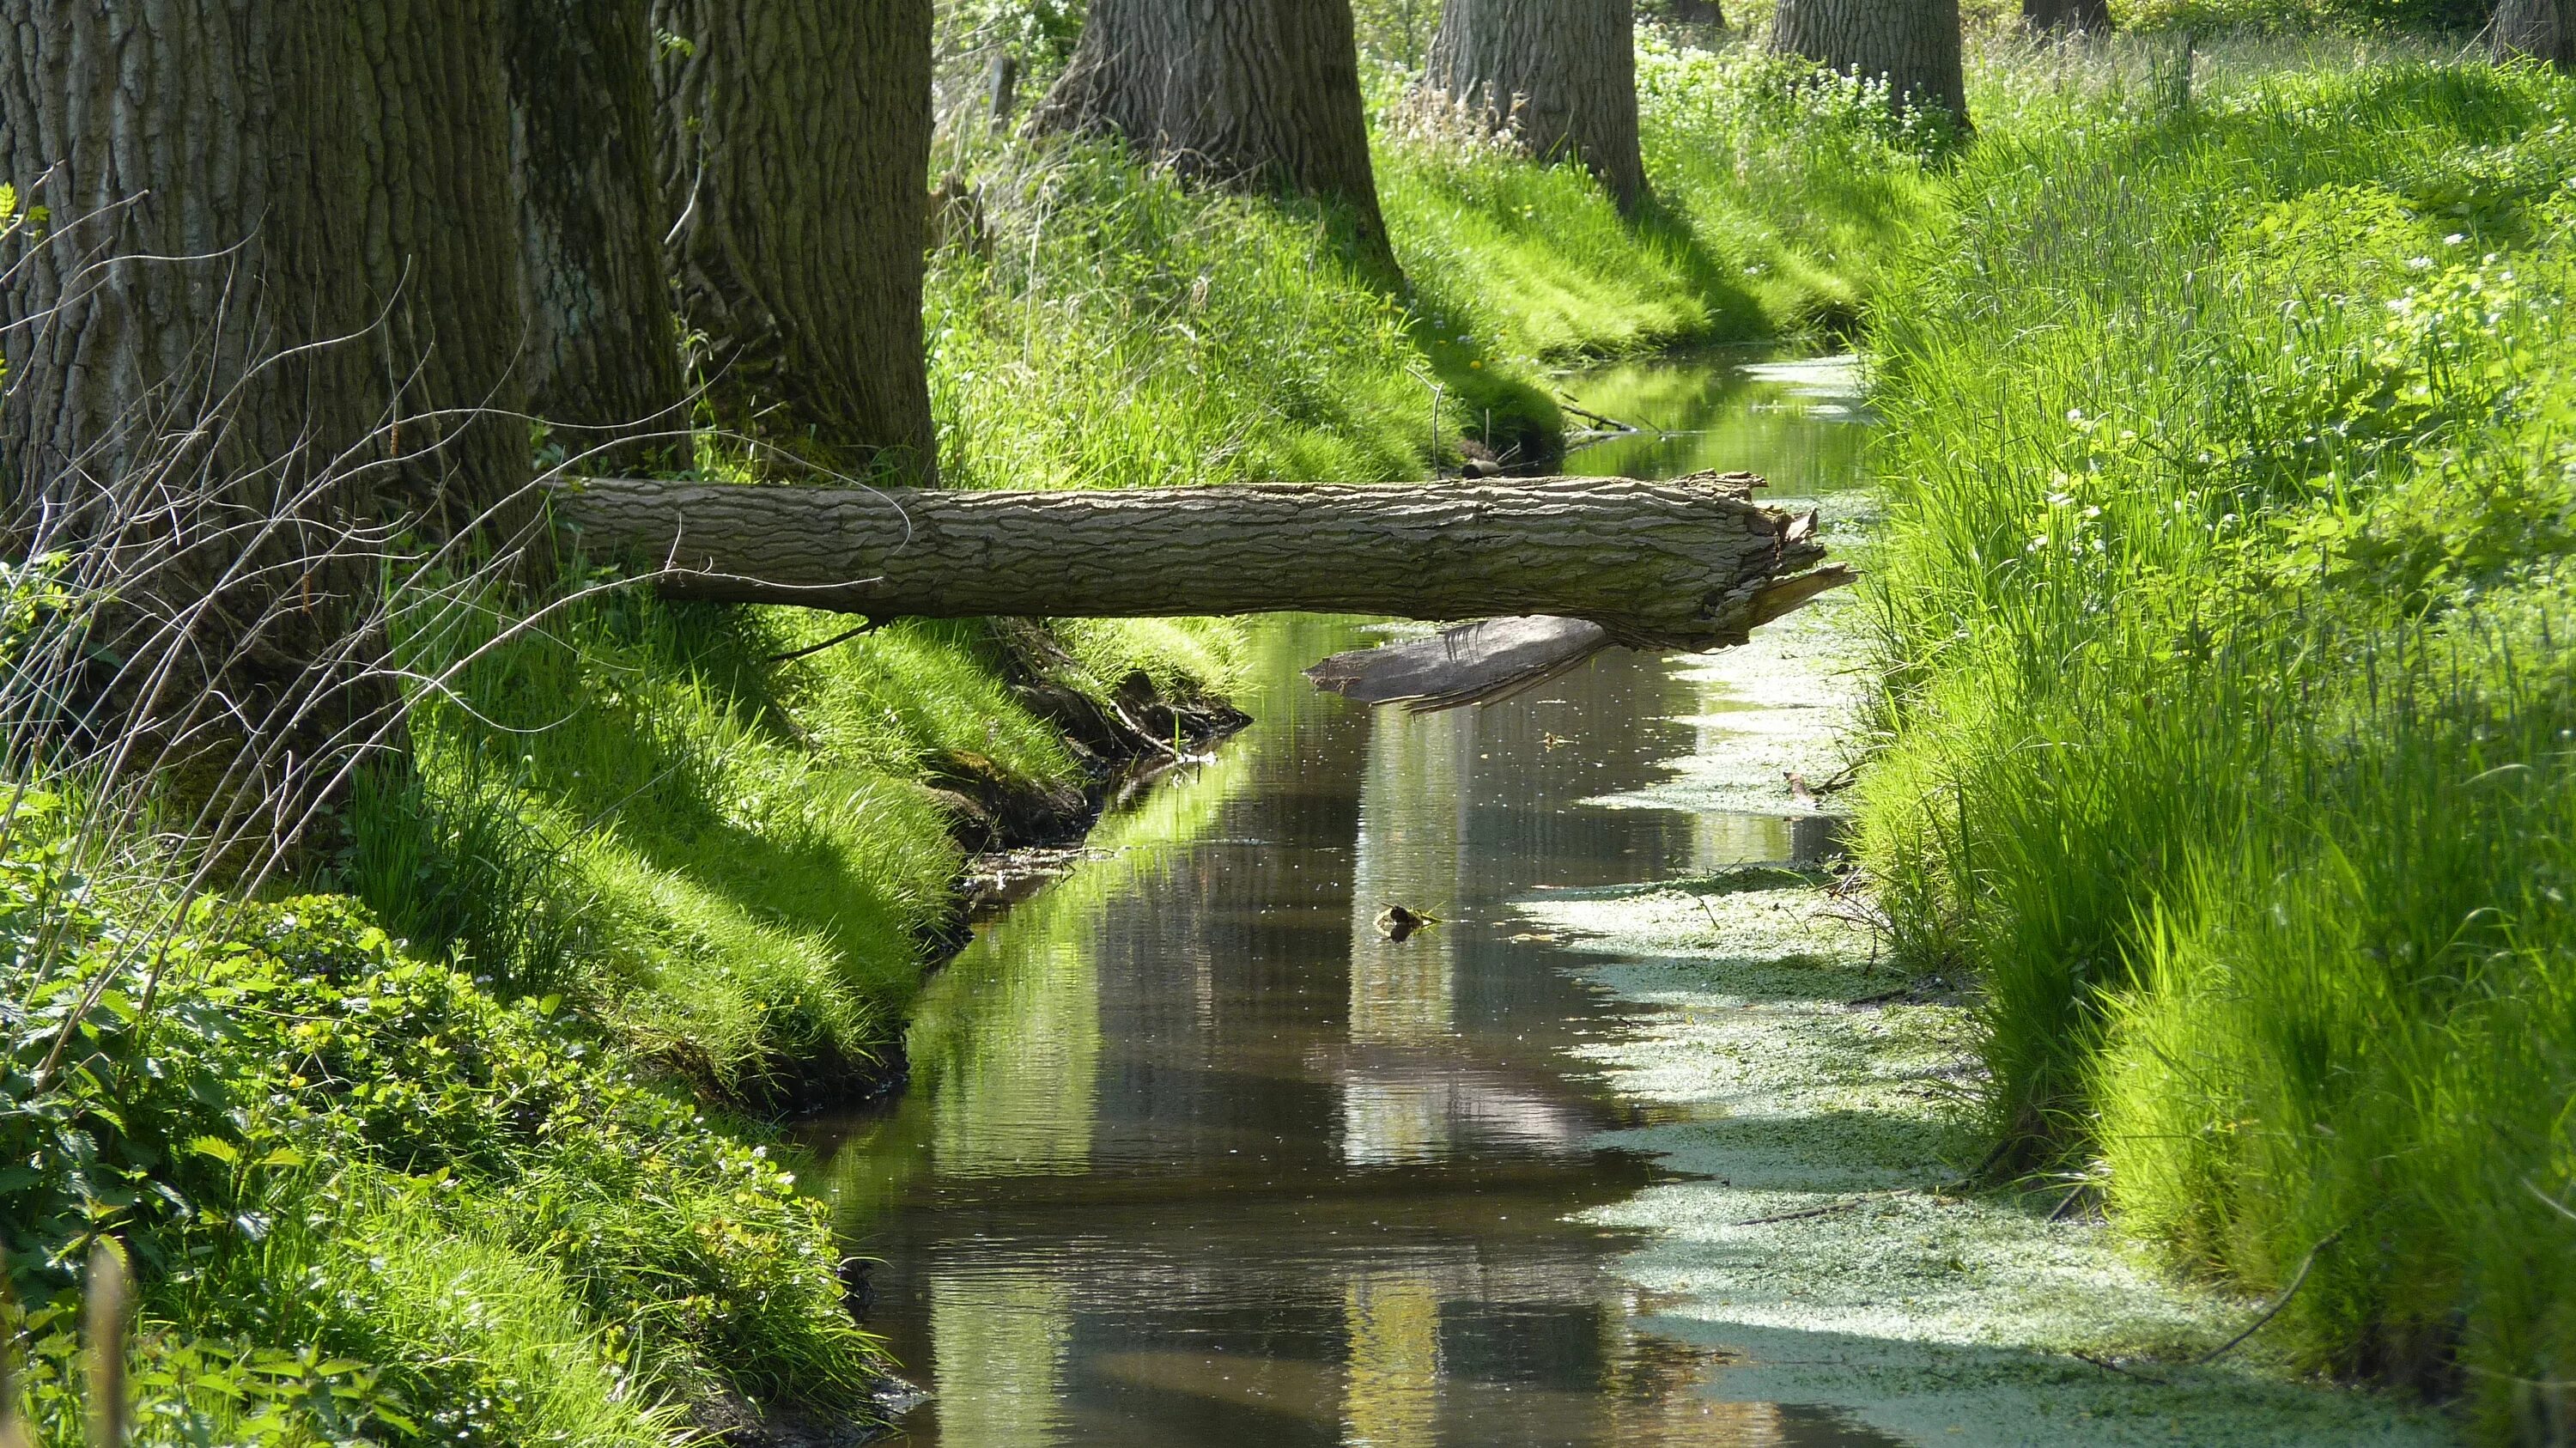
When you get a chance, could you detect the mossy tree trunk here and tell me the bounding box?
[0,0,530,826]
[653,0,939,482]
[507,0,686,462]
[1771,0,1967,123]
[1427,0,1650,214]
[1036,0,1394,267]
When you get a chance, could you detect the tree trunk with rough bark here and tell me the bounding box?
[550,472,1846,652]
[2496,0,2573,67]
[1427,0,1650,214]
[1771,0,1967,122]
[2023,0,2110,29]
[0,0,530,837]
[1,0,529,529]
[654,0,939,481]
[507,0,685,460]
[1035,0,1394,266]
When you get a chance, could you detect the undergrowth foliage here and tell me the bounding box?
[1858,48,2576,1433]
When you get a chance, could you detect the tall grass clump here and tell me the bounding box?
[1855,46,2576,1426]
[1634,38,1947,335]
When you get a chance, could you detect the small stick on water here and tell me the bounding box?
[1693,895,1723,937]
[2072,1349,2170,1385]
[85,1241,129,1447]
[1553,393,1644,435]
[1733,1194,1896,1226]
[2193,1226,2342,1366]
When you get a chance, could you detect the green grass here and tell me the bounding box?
[1853,41,2576,1430]
[1375,37,1941,363]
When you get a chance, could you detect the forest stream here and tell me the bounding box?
[796,354,2450,1448]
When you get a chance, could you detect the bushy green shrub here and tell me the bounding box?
[2,818,882,1445]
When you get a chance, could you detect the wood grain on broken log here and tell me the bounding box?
[549,470,1848,652]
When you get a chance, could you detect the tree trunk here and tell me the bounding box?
[654,0,939,481]
[0,0,530,843]
[2023,0,2111,29]
[1034,0,1394,267]
[550,472,1844,652]
[2495,0,2573,66]
[1,1,529,528]
[507,0,686,461]
[1427,0,1650,215]
[1771,0,1967,123]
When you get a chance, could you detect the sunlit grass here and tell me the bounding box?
[1854,43,2576,1424]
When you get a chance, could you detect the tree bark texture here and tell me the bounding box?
[654,0,939,480]
[2023,0,2111,28]
[507,0,686,456]
[550,472,1844,651]
[2495,0,2573,67]
[1771,0,1967,121]
[1428,0,1649,214]
[1036,0,1394,264]
[0,0,529,528]
[0,0,530,838]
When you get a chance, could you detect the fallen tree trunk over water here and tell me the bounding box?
[550,471,1848,654]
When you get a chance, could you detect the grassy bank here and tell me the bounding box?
[1854,40,2576,1433]
[1375,34,1938,365]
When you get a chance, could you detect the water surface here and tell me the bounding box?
[803,351,1884,1447]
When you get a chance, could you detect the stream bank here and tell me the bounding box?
[1514,577,2453,1447]
[803,349,2456,1447]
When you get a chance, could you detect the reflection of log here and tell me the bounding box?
[550,471,1846,652]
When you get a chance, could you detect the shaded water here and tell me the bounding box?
[802,352,1882,1447]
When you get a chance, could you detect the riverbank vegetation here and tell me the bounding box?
[0,9,1917,1445]
[9,0,2574,1441]
[1854,40,2576,1433]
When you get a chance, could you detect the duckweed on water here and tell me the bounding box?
[1520,867,2450,1447]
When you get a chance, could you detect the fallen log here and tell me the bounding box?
[549,470,1848,654]
[1303,616,1616,712]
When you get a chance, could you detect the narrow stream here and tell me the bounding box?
[800,350,1885,1447]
